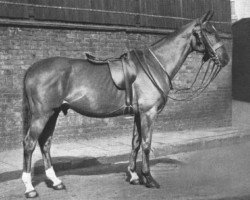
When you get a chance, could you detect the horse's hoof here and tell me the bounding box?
[24,190,38,198]
[141,172,160,189]
[130,179,140,185]
[144,180,160,189]
[52,182,66,190]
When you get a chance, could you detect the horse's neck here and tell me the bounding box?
[152,34,192,79]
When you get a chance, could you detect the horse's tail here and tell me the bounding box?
[22,73,31,137]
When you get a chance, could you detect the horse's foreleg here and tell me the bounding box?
[140,108,160,188]
[38,111,65,190]
[22,115,50,198]
[128,114,141,184]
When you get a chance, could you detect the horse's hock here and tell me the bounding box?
[0,19,232,151]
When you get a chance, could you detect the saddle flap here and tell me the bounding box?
[108,60,124,88]
[108,53,137,90]
[85,52,137,89]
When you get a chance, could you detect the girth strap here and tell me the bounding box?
[122,58,134,114]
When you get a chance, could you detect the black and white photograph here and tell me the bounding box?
[0,0,249,199]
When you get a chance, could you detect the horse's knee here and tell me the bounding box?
[142,142,151,154]
[133,142,141,152]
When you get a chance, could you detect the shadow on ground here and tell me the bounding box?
[0,155,183,185]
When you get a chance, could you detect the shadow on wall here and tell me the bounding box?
[232,18,250,101]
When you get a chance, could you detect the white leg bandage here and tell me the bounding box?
[45,167,62,186]
[22,172,35,193]
[128,167,139,182]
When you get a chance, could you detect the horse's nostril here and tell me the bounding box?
[216,49,229,67]
[222,54,230,67]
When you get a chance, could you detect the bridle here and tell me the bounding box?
[194,21,224,66]
[148,21,224,102]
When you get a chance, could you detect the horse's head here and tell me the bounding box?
[190,11,229,67]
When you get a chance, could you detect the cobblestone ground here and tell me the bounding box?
[2,141,250,200]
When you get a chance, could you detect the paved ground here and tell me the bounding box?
[2,141,250,200]
[0,100,250,199]
[232,100,250,128]
[1,126,250,180]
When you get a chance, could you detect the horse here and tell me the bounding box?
[21,11,229,198]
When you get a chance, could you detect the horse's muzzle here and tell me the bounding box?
[215,46,230,67]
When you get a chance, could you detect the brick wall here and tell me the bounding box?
[0,26,232,151]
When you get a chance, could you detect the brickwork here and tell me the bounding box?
[0,26,232,150]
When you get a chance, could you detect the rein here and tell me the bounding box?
[135,21,224,103]
[167,60,221,101]
[166,24,223,101]
[148,36,223,102]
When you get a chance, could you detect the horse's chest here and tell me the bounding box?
[134,73,170,112]
[136,86,166,112]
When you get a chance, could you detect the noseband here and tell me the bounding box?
[194,23,224,66]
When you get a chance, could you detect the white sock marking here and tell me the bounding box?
[45,167,62,186]
[22,172,35,193]
[128,167,139,182]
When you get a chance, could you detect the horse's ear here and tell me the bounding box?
[200,10,214,23]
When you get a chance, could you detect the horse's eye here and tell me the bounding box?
[197,41,202,45]
[194,33,202,45]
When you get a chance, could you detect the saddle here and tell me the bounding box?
[86,53,137,114]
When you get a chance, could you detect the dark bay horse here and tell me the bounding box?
[21,11,229,198]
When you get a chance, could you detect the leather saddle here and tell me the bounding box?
[86,52,137,114]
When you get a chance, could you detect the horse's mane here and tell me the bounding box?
[151,20,196,47]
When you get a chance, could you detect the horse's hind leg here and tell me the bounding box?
[128,114,141,184]
[38,110,65,190]
[22,114,51,198]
